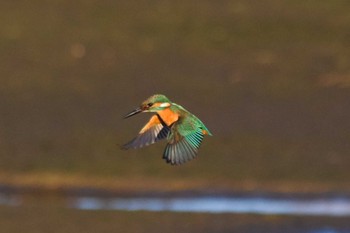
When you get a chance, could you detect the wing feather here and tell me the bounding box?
[122,115,170,149]
[163,117,204,165]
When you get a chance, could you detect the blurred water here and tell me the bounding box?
[310,228,350,233]
[0,192,349,233]
[0,194,21,206]
[71,196,350,217]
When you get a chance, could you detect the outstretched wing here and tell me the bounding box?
[163,116,204,165]
[122,115,170,149]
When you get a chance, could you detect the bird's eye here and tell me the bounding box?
[147,103,153,107]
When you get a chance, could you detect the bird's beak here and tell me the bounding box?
[124,107,143,119]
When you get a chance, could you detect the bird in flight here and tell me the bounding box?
[122,94,212,165]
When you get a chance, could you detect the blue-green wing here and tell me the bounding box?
[163,117,204,165]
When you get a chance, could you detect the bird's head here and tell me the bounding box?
[124,94,172,118]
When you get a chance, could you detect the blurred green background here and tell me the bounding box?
[0,0,349,192]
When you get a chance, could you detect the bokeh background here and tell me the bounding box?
[0,0,350,232]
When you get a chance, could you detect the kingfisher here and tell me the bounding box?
[122,94,212,165]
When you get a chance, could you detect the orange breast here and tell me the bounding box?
[157,108,179,126]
